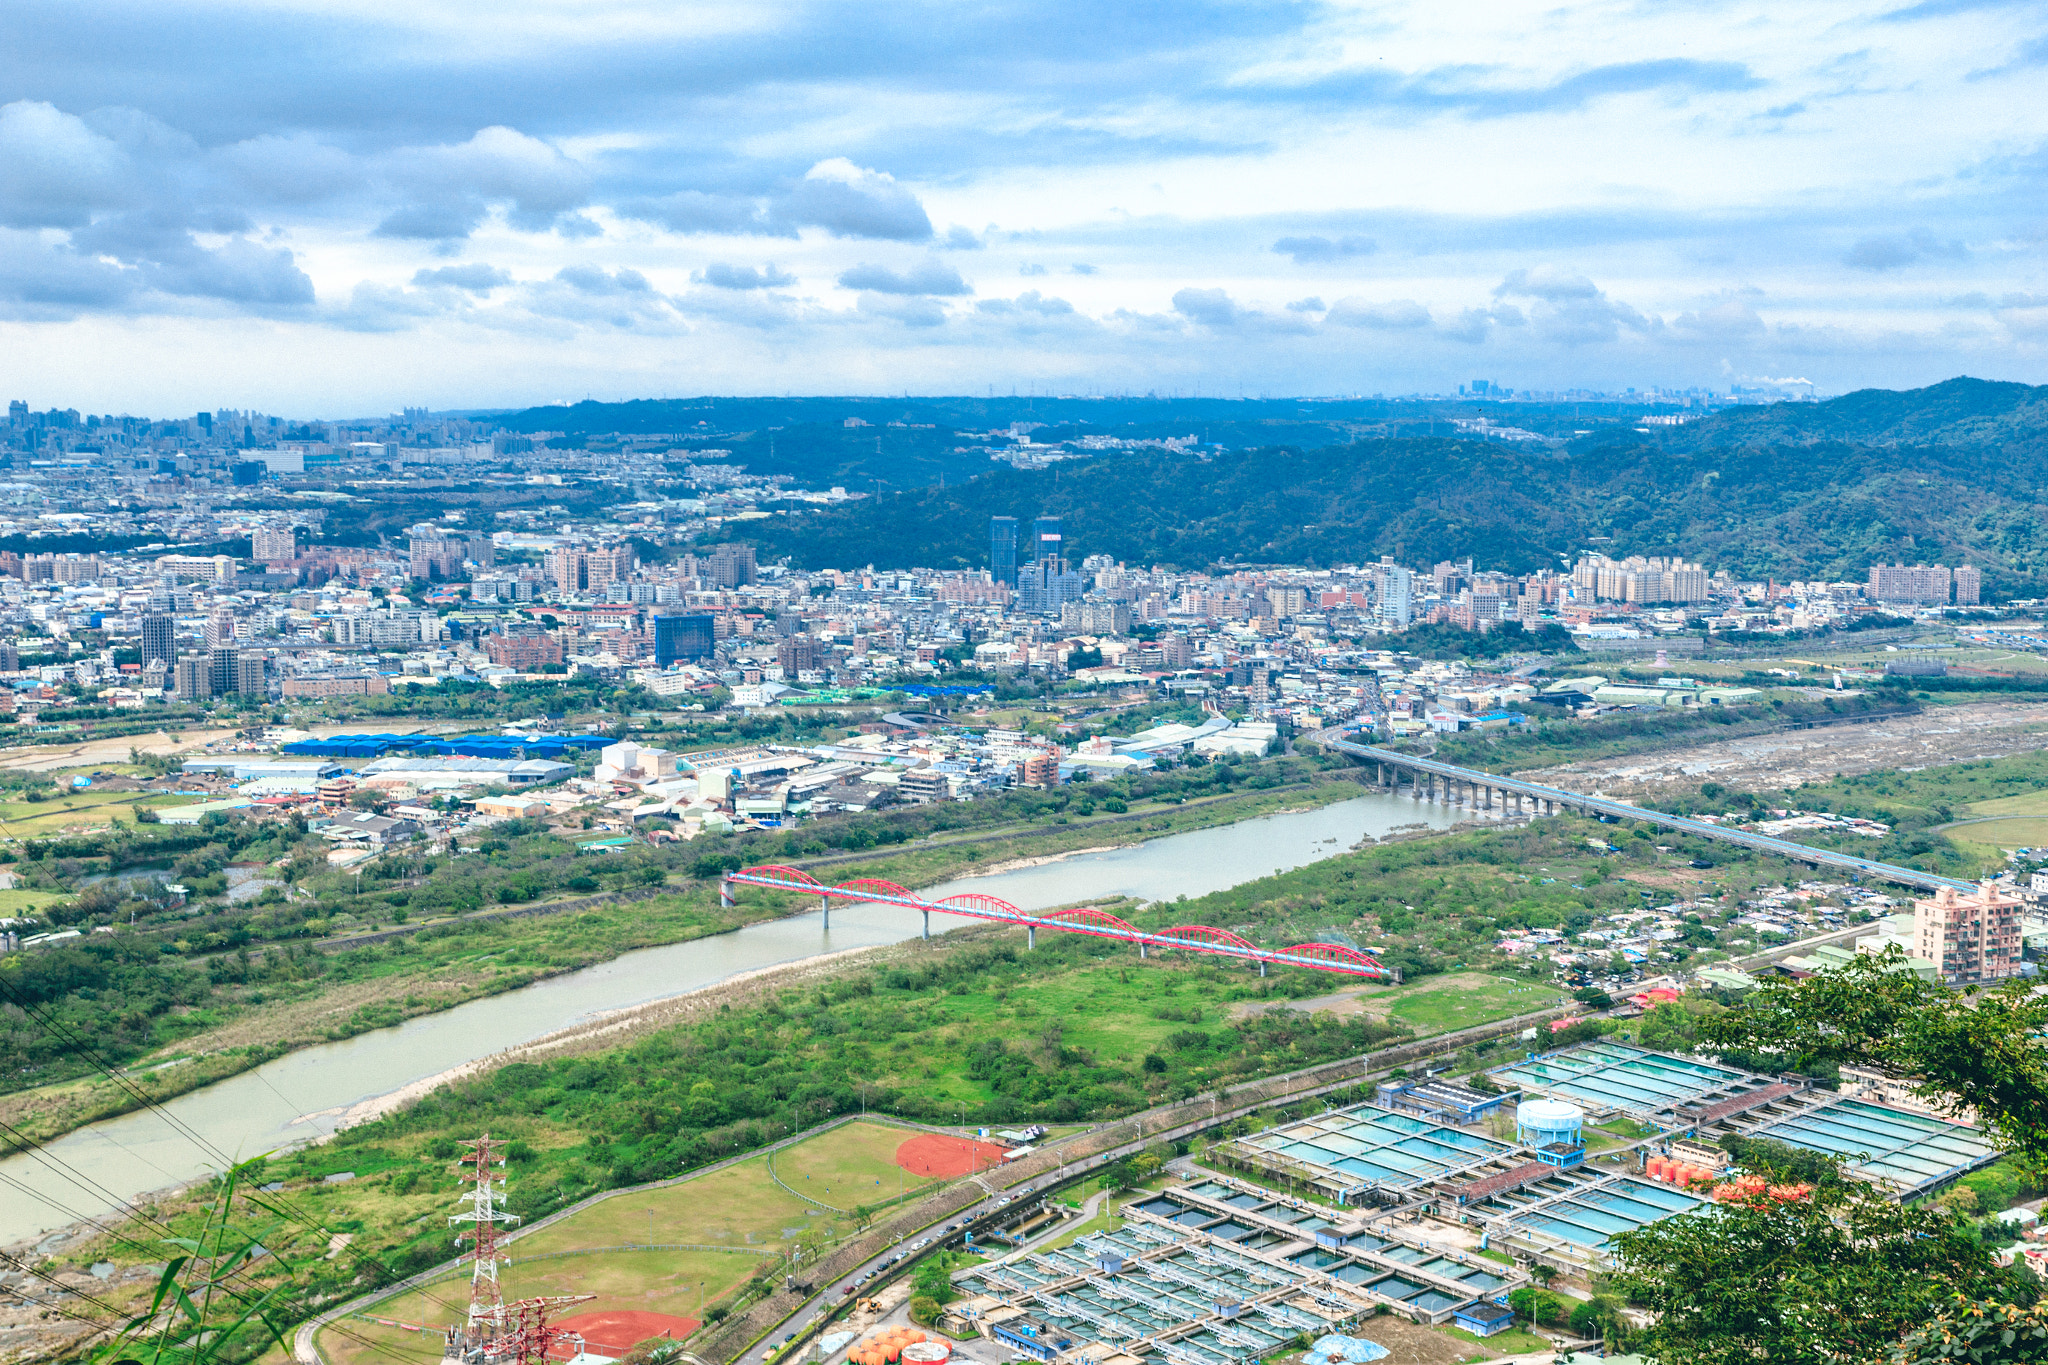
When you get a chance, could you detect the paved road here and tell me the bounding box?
[1325,736,1975,894]
[737,1003,1584,1365]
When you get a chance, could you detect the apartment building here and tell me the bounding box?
[1913,881,2023,984]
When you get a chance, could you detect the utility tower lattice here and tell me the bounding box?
[449,1134,521,1347]
[498,1294,595,1365]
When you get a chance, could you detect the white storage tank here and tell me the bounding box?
[1516,1098,1584,1149]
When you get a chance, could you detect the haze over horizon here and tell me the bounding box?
[3,0,2046,413]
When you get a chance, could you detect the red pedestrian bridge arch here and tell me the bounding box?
[721,865,1396,981]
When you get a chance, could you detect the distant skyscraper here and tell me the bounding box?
[1032,516,1062,563]
[654,614,715,668]
[1017,556,1084,617]
[1376,564,1414,630]
[140,612,175,668]
[989,516,1019,587]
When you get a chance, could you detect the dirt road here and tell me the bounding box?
[1523,701,2048,796]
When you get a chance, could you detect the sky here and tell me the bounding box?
[1,0,2045,414]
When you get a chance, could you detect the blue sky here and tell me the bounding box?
[0,0,2044,412]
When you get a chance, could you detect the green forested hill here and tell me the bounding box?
[718,378,2048,591]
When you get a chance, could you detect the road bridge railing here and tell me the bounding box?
[1327,737,1973,894]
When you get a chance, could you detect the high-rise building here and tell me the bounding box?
[584,543,633,592]
[1032,516,1062,563]
[486,632,564,670]
[174,656,212,701]
[1058,598,1132,635]
[1914,882,2023,985]
[208,647,242,696]
[1375,563,1414,630]
[410,536,468,581]
[1017,555,1083,617]
[251,527,296,561]
[204,610,236,651]
[707,544,755,589]
[1265,585,1307,618]
[1867,564,1953,605]
[1573,554,1710,604]
[990,516,1019,587]
[776,635,821,674]
[1954,565,1982,606]
[653,614,716,668]
[139,612,175,668]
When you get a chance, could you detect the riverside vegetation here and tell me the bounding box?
[0,749,1355,1144]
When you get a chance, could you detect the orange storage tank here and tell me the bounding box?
[1646,1157,1667,1180]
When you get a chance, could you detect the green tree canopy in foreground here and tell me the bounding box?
[1612,1176,2032,1365]
[1611,947,2048,1364]
[1697,946,2048,1162]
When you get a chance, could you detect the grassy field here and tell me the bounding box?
[1948,819,2048,858]
[774,1120,941,1209]
[0,789,197,839]
[1438,1323,1555,1356]
[1963,790,2048,818]
[316,1135,880,1365]
[1382,974,1569,1034]
[0,886,72,914]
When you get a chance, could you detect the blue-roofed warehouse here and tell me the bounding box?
[280,733,608,760]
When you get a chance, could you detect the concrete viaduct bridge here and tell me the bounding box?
[1323,736,1975,895]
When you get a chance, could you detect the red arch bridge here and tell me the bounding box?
[720,865,1397,981]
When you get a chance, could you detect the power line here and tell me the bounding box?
[0,978,472,1324]
[0,1153,426,1365]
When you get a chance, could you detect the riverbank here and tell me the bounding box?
[0,777,1370,1152]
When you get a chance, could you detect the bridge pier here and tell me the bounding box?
[1259,961,1267,977]
[822,896,831,931]
[922,909,931,940]
[1139,943,1147,959]
[1027,925,1036,950]
[719,880,732,910]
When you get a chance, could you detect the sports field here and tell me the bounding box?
[895,1132,1009,1179]
[775,1119,947,1208]
[316,1121,954,1365]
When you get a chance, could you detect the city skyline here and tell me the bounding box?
[0,1,2042,411]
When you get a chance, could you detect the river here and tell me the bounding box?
[1,791,1467,1246]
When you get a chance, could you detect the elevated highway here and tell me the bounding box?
[1324,736,1974,894]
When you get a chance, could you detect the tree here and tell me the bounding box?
[1697,946,2048,1161]
[1613,1178,2034,1365]
[1896,1295,2048,1363]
